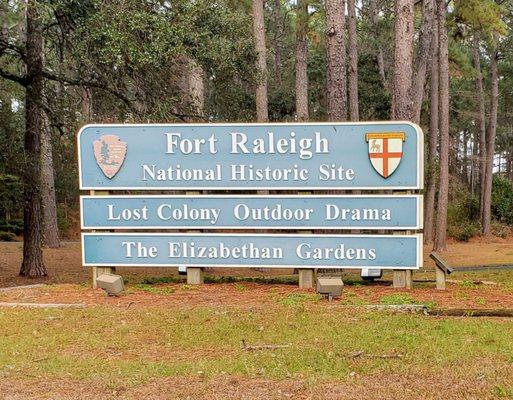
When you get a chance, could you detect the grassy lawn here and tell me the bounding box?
[2,293,513,399]
[2,239,513,398]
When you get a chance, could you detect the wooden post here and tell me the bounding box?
[298,269,315,289]
[185,190,203,284]
[187,267,204,285]
[90,190,115,288]
[298,191,316,288]
[405,269,413,289]
[393,270,406,288]
[435,265,446,290]
[392,190,414,289]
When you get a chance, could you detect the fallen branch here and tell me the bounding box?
[0,302,86,309]
[242,340,291,351]
[345,350,403,359]
[446,279,498,286]
[0,284,47,292]
[363,304,427,312]
[428,308,513,317]
[346,350,365,359]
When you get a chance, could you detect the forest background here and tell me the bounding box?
[1,0,513,277]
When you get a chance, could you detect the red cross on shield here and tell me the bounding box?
[365,132,405,179]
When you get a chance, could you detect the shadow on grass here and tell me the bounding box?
[132,273,390,287]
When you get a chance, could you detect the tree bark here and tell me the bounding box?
[392,0,414,120]
[472,33,486,218]
[434,0,449,251]
[482,36,499,237]
[252,0,269,122]
[369,0,388,90]
[81,87,92,122]
[295,0,309,121]
[18,0,27,44]
[325,0,347,121]
[273,0,283,88]
[1,0,8,45]
[412,0,434,124]
[347,0,359,121]
[188,60,205,118]
[41,110,60,248]
[19,0,47,277]
[424,15,438,245]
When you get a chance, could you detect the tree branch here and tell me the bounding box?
[0,66,26,85]
[41,69,135,109]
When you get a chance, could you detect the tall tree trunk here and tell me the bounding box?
[412,0,434,124]
[392,0,414,120]
[188,60,205,118]
[369,0,388,90]
[462,130,469,184]
[1,0,7,45]
[472,33,486,218]
[325,0,347,121]
[471,130,478,194]
[20,0,47,277]
[482,36,499,237]
[252,0,269,122]
[81,87,92,122]
[295,0,309,121]
[41,111,60,248]
[424,16,439,245]
[17,0,27,44]
[434,0,449,251]
[347,0,359,121]
[273,0,283,88]
[508,148,513,183]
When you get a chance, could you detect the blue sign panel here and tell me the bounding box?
[78,123,423,190]
[82,233,422,269]
[81,195,422,230]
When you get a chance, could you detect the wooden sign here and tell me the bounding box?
[78,123,423,190]
[82,233,423,270]
[81,194,423,230]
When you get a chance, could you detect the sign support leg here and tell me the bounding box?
[299,269,315,289]
[185,191,204,284]
[90,190,115,288]
[297,191,315,288]
[393,270,406,288]
[435,266,446,290]
[187,267,204,285]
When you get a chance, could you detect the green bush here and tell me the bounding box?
[0,231,16,241]
[57,206,71,233]
[447,177,481,241]
[0,174,23,221]
[491,221,511,238]
[491,176,513,224]
[448,222,481,242]
[0,219,23,235]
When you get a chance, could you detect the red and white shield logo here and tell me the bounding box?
[93,135,127,179]
[366,132,405,178]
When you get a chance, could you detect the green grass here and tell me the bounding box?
[135,275,300,286]
[1,303,513,389]
[130,284,175,295]
[379,293,421,305]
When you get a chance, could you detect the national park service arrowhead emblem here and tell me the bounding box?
[366,132,405,179]
[93,135,127,179]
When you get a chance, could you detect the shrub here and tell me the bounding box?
[491,221,511,238]
[0,174,23,221]
[0,231,16,241]
[491,176,513,224]
[447,221,481,242]
[0,219,23,235]
[447,177,481,241]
